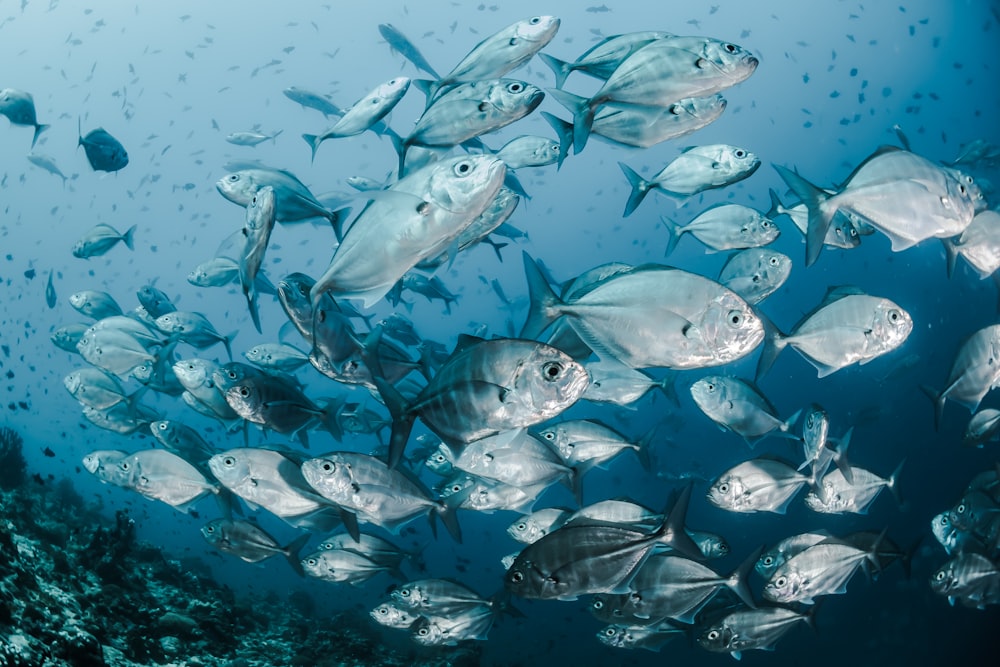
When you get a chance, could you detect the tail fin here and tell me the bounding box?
[830,426,854,485]
[755,311,788,381]
[547,88,594,155]
[221,330,237,362]
[283,532,312,577]
[660,216,682,257]
[519,251,563,340]
[656,484,702,560]
[943,239,960,279]
[436,482,473,543]
[540,111,572,170]
[887,458,905,507]
[726,547,762,610]
[328,206,351,243]
[619,162,653,217]
[302,133,323,163]
[773,163,833,267]
[270,129,283,144]
[32,123,50,149]
[766,188,785,221]
[634,427,656,473]
[538,53,573,88]
[121,224,137,251]
[919,384,946,431]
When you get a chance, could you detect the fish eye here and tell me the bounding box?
[775,576,787,587]
[956,503,966,514]
[510,571,524,583]
[227,174,239,182]
[541,361,564,381]
[735,149,746,158]
[120,461,131,471]
[239,387,250,397]
[516,522,526,531]
[724,43,737,53]
[593,599,604,609]
[727,310,744,327]
[719,543,730,554]
[450,484,463,492]
[321,461,335,473]
[761,220,771,228]
[158,422,167,430]
[378,607,388,615]
[668,104,682,115]
[936,571,946,581]
[507,82,524,94]
[306,558,317,566]
[454,161,472,176]
[763,556,774,565]
[850,227,858,237]
[205,525,215,533]
[707,630,720,640]
[227,370,238,380]
[718,482,729,493]
[417,627,429,636]
[604,628,615,636]
[769,256,779,266]
[888,309,902,323]
[705,382,716,392]
[399,589,410,597]
[223,456,236,466]
[529,16,541,24]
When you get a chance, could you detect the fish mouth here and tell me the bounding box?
[747,56,760,69]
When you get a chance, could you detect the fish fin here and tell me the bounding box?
[773,163,832,267]
[339,508,361,542]
[727,546,762,609]
[919,384,946,431]
[302,133,323,163]
[436,484,472,543]
[282,532,312,577]
[755,311,788,381]
[887,458,905,507]
[634,426,656,473]
[540,111,573,170]
[31,123,50,149]
[329,206,352,243]
[520,251,563,340]
[482,237,508,263]
[765,188,784,221]
[221,330,238,362]
[943,239,960,279]
[504,170,530,200]
[618,162,652,217]
[831,427,854,484]
[121,224,137,251]
[656,483,702,559]
[546,88,594,155]
[538,52,573,88]
[731,650,742,661]
[255,270,278,296]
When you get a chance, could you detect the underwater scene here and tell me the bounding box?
[2,0,1000,665]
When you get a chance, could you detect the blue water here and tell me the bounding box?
[1,0,999,664]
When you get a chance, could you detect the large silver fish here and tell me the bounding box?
[763,533,883,604]
[804,463,903,514]
[72,224,137,259]
[115,449,219,512]
[756,531,832,579]
[302,77,410,161]
[923,324,1000,429]
[707,458,809,514]
[376,335,589,468]
[311,155,505,308]
[539,31,673,87]
[662,204,776,256]
[930,552,1000,609]
[522,253,764,370]
[216,166,346,230]
[620,145,760,215]
[776,147,978,266]
[758,286,912,379]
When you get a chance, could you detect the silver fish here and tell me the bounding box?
[300,548,396,585]
[759,286,912,379]
[620,145,760,215]
[303,77,410,160]
[964,409,1000,448]
[718,248,792,305]
[201,519,309,575]
[149,420,215,461]
[707,458,809,514]
[767,188,862,251]
[52,323,89,353]
[225,129,283,146]
[27,152,68,184]
[690,376,798,445]
[82,449,131,486]
[930,552,1000,609]
[216,166,345,229]
[243,343,310,373]
[697,607,812,660]
[76,329,154,379]
[72,224,137,259]
[155,311,234,360]
[370,601,421,629]
[535,419,650,470]
[378,23,440,78]
[662,205,777,256]
[115,449,218,512]
[922,324,1000,429]
[539,31,673,87]
[0,88,49,147]
[946,210,1000,280]
[69,290,123,320]
[596,621,684,652]
[763,534,883,604]
[523,254,764,370]
[507,507,572,544]
[804,463,903,514]
[756,531,832,579]
[282,86,343,117]
[495,135,562,170]
[63,368,129,410]
[239,185,277,333]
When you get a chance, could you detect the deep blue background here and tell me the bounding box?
[1,1,999,664]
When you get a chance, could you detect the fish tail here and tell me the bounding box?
[436,483,472,543]
[634,426,656,473]
[619,162,653,217]
[659,216,682,257]
[755,311,788,381]
[255,270,278,296]
[887,458,905,507]
[540,111,572,170]
[520,251,563,340]
[656,370,680,406]
[222,329,238,362]
[828,426,854,484]
[270,129,283,143]
[412,78,436,104]
[547,88,594,154]
[316,396,345,442]
[504,170,530,200]
[282,532,312,577]
[367,339,414,469]
[727,546,762,609]
[121,224,137,251]
[302,133,322,163]
[655,483,702,560]
[942,239,959,279]
[866,527,889,576]
[559,464,585,507]
[328,206,351,243]
[765,188,784,221]
[483,237,508,263]
[538,52,573,89]
[773,163,832,267]
[919,384,946,431]
[31,123,50,149]
[244,280,262,334]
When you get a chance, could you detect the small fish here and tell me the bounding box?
[78,119,128,172]
[282,86,343,117]
[379,23,441,78]
[72,224,136,259]
[0,88,49,147]
[27,153,68,184]
[201,518,310,575]
[225,129,283,146]
[45,270,56,309]
[690,376,799,445]
[302,77,410,161]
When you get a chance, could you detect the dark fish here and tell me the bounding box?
[379,23,441,78]
[45,270,56,309]
[78,119,128,172]
[136,284,176,318]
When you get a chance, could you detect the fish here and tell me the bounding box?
[964,409,1000,448]
[452,430,574,491]
[135,284,176,319]
[0,88,49,147]
[945,210,1000,280]
[804,462,904,514]
[522,253,764,370]
[69,290,123,320]
[504,485,700,600]
[410,605,500,646]
[224,373,338,445]
[707,458,810,514]
[282,86,343,117]
[494,135,563,170]
[300,547,398,585]
[115,449,219,512]
[83,403,159,435]
[78,119,128,172]
[311,155,506,308]
[172,358,242,426]
[775,147,978,266]
[239,185,277,333]
[76,329,154,379]
[420,16,560,103]
[45,270,56,309]
[378,23,441,78]
[596,621,684,652]
[930,552,1000,609]
[662,204,777,256]
[155,311,235,360]
[921,324,1000,429]
[535,419,651,470]
[216,166,347,232]
[243,343,310,373]
[550,36,758,152]
[756,531,832,579]
[582,359,676,407]
[149,420,215,461]
[63,368,130,410]
[376,334,589,469]
[208,448,343,532]
[507,508,572,544]
[186,256,276,295]
[619,145,761,215]
[201,519,310,575]
[82,449,131,486]
[717,248,792,305]
[690,376,799,445]
[539,31,673,87]
[758,286,913,379]
[697,606,813,660]
[763,532,884,604]
[72,224,136,259]
[51,323,90,353]
[27,153,68,184]
[767,188,863,251]
[302,77,410,161]
[225,129,283,146]
[394,273,461,312]
[369,601,421,629]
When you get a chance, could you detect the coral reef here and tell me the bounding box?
[0,427,26,490]
[0,468,478,666]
